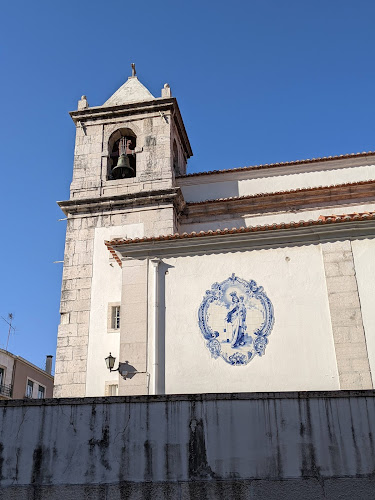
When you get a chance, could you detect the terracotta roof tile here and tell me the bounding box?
[178,151,375,178]
[105,212,375,265]
[186,179,375,206]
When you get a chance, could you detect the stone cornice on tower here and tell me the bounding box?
[70,97,193,159]
[58,187,185,216]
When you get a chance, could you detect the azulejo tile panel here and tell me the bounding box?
[198,274,274,365]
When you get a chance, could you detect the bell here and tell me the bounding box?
[111,154,135,179]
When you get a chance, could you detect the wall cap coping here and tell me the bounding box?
[1,390,375,408]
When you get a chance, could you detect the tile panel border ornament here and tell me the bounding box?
[198,274,274,365]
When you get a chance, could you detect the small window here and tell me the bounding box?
[112,306,120,329]
[109,384,118,396]
[26,379,34,398]
[38,385,45,399]
[0,367,4,387]
[107,303,121,331]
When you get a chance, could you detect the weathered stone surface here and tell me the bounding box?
[322,241,373,390]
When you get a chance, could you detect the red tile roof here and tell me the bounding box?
[186,179,375,206]
[178,151,375,178]
[105,211,375,267]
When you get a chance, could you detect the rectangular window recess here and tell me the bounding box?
[109,384,118,396]
[26,379,34,398]
[112,306,120,329]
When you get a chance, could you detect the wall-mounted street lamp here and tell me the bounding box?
[105,353,117,372]
[105,353,148,380]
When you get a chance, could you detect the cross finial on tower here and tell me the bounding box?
[131,63,136,77]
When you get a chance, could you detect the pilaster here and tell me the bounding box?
[119,259,149,395]
[322,240,373,389]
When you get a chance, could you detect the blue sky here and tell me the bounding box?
[0,0,374,371]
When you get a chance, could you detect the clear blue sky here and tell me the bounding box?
[0,0,374,371]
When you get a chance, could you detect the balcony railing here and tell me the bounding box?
[0,384,12,398]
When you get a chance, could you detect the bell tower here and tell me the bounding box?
[54,66,192,398]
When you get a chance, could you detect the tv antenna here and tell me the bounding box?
[1,313,16,351]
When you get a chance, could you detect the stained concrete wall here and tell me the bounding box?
[1,392,375,499]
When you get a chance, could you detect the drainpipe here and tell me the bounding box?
[150,258,161,395]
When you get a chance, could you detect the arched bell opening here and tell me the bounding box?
[108,128,137,180]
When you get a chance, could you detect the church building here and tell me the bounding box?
[54,67,375,398]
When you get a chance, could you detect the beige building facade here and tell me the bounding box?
[54,70,375,398]
[0,349,53,400]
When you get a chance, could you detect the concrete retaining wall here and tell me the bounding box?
[1,391,375,499]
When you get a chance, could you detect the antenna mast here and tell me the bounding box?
[1,313,16,351]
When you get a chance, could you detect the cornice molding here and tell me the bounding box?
[69,97,193,158]
[183,179,375,220]
[107,218,375,262]
[58,188,185,216]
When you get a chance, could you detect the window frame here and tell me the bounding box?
[107,302,121,332]
[26,379,34,398]
[37,384,46,399]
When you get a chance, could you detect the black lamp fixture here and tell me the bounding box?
[105,352,148,380]
[105,353,118,372]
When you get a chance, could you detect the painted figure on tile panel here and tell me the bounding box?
[198,274,274,365]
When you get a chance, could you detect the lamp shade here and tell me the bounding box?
[105,352,116,371]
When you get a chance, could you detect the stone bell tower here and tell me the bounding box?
[54,66,192,398]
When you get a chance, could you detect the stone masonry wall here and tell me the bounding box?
[54,202,177,398]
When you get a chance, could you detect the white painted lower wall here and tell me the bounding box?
[85,223,143,396]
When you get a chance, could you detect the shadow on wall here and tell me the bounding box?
[155,261,175,395]
[118,361,137,380]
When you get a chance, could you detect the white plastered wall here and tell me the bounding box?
[161,244,339,394]
[179,163,375,203]
[351,238,375,387]
[85,223,143,396]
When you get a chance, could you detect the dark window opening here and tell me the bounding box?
[26,379,33,398]
[38,385,45,399]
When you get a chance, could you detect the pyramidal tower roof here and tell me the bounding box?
[103,65,155,107]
